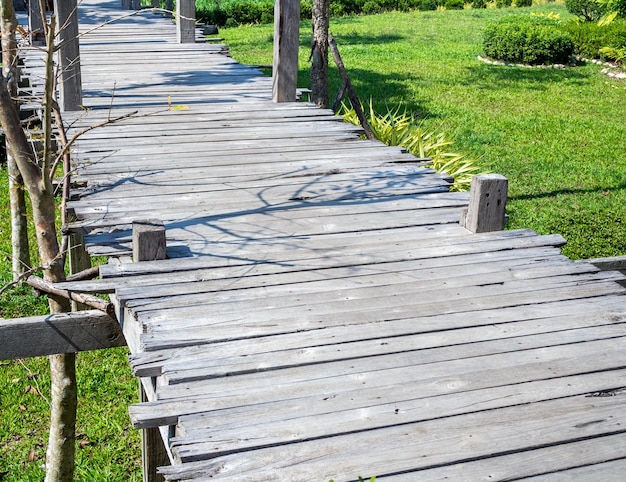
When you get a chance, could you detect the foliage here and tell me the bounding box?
[472,0,487,9]
[483,14,574,64]
[565,0,606,21]
[445,0,466,9]
[564,17,626,58]
[340,101,489,192]
[516,0,534,7]
[600,43,626,61]
[496,0,513,8]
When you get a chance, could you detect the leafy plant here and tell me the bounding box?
[340,101,489,192]
[483,14,574,64]
[565,0,606,21]
[516,0,533,7]
[564,17,626,58]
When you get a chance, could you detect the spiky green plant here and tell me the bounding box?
[339,101,489,192]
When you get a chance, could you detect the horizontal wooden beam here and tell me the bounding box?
[0,310,126,360]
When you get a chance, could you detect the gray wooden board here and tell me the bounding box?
[129,292,624,377]
[56,245,560,295]
[92,229,560,278]
[168,365,626,462]
[67,168,448,208]
[136,281,626,351]
[162,318,626,385]
[81,207,463,256]
[123,259,610,315]
[97,229,561,278]
[144,383,626,480]
[132,336,626,423]
[380,433,626,480]
[520,459,626,481]
[76,195,467,248]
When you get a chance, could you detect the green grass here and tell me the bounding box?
[220,3,626,259]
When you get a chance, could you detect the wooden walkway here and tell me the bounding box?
[21,1,626,480]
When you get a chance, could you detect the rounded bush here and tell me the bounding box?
[472,0,487,9]
[565,0,606,21]
[495,0,513,7]
[483,15,574,65]
[515,0,533,7]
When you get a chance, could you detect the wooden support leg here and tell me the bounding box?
[460,174,508,233]
[140,382,168,482]
[133,220,169,481]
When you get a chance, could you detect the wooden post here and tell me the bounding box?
[460,174,508,233]
[176,0,196,44]
[28,0,45,45]
[132,219,169,482]
[140,384,168,482]
[272,0,300,102]
[133,220,167,262]
[121,0,132,9]
[54,0,83,111]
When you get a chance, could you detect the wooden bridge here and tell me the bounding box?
[7,0,626,480]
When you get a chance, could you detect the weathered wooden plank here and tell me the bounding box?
[0,311,125,360]
[156,390,626,481]
[163,319,626,385]
[97,229,561,279]
[137,281,625,351]
[57,245,559,295]
[170,364,626,462]
[125,259,609,315]
[359,434,626,481]
[132,337,626,427]
[130,293,626,377]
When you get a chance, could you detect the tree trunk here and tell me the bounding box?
[311,0,329,108]
[0,5,76,480]
[1,0,31,278]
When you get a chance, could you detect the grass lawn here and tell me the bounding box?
[222,2,626,260]
[1,3,625,479]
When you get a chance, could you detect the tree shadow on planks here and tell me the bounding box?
[81,167,463,260]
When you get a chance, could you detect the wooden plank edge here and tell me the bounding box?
[0,310,126,360]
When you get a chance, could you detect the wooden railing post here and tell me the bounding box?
[133,220,167,262]
[54,0,83,111]
[132,219,169,482]
[28,0,45,45]
[272,0,300,102]
[460,174,508,233]
[176,0,196,44]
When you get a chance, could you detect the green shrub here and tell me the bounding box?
[515,0,533,7]
[363,0,384,13]
[417,0,438,10]
[445,0,465,9]
[564,18,626,57]
[483,15,574,64]
[472,0,487,9]
[565,0,606,21]
[496,0,513,8]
